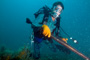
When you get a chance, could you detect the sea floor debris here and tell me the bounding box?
[0,45,85,60]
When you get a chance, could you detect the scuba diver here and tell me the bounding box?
[26,1,70,59]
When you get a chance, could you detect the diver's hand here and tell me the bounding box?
[42,24,51,38]
[62,38,68,43]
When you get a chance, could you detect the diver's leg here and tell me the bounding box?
[33,40,40,59]
[47,38,57,52]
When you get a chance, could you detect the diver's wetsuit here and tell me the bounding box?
[32,14,57,59]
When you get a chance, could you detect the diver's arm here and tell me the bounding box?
[26,14,44,33]
[32,14,44,27]
[26,14,44,27]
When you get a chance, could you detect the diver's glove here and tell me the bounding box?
[62,38,68,43]
[42,24,51,38]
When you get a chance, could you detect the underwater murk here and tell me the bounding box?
[0,0,90,60]
[0,45,87,60]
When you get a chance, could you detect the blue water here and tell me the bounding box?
[0,0,90,60]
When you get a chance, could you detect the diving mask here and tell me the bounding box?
[52,5,62,18]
